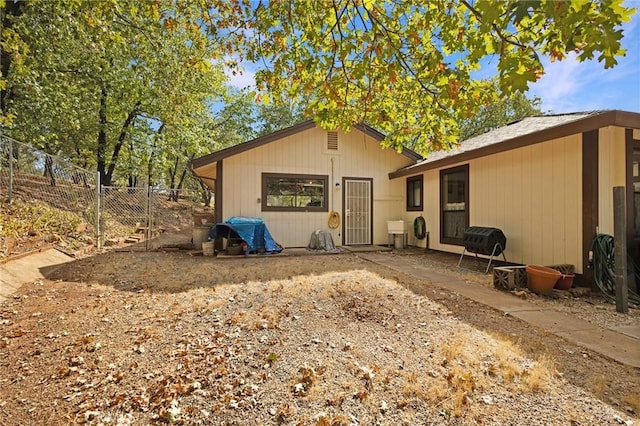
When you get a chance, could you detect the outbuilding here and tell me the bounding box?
[190,120,422,248]
[191,110,640,286]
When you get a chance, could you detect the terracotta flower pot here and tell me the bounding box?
[554,273,575,290]
[526,265,561,295]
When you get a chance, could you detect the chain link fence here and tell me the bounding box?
[1,135,212,258]
[0,135,100,257]
[148,187,209,249]
[100,186,205,250]
[100,186,149,248]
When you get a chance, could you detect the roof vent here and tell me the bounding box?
[327,131,338,150]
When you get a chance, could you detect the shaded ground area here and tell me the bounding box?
[0,249,638,424]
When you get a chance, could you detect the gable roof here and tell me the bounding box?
[191,119,423,170]
[389,110,640,179]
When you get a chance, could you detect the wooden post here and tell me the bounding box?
[613,186,628,313]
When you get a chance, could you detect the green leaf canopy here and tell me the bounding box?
[206,0,634,154]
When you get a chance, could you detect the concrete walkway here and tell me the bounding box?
[0,248,73,304]
[357,251,640,369]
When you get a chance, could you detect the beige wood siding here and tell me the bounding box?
[597,126,626,235]
[404,170,439,248]
[406,134,584,272]
[221,127,413,247]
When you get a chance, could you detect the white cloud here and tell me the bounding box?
[528,12,640,113]
[225,66,256,90]
[528,53,592,112]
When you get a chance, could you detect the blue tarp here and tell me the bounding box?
[208,216,282,254]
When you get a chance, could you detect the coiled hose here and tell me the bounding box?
[327,211,340,229]
[590,234,640,308]
[413,216,426,240]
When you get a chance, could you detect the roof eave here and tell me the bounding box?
[352,123,423,161]
[191,119,423,170]
[389,110,640,179]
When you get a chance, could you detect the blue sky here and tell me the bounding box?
[526,7,640,114]
[228,5,640,114]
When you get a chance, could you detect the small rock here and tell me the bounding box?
[86,342,101,352]
[514,291,527,299]
[569,287,591,297]
[70,356,84,366]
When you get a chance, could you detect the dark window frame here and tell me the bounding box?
[406,175,423,211]
[261,173,329,212]
[440,164,469,246]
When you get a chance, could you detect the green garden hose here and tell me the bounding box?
[413,216,426,240]
[590,234,640,308]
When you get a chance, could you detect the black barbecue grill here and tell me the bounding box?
[457,226,507,273]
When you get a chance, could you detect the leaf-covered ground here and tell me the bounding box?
[0,251,638,425]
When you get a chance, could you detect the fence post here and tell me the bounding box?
[96,171,102,251]
[613,186,628,313]
[145,185,152,250]
[7,136,14,203]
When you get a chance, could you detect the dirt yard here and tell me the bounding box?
[0,249,638,425]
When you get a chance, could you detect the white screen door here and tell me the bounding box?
[344,178,372,245]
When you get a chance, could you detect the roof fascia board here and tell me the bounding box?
[612,110,640,128]
[389,110,639,179]
[353,122,423,161]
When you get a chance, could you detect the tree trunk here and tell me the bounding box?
[126,137,137,191]
[170,167,189,202]
[146,152,154,187]
[0,1,24,116]
[198,179,212,207]
[44,155,56,186]
[105,100,141,186]
[128,175,137,188]
[127,174,137,193]
[167,156,179,201]
[97,85,109,186]
[176,168,187,190]
[147,123,164,188]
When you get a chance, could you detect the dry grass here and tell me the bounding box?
[622,393,640,414]
[441,332,467,364]
[521,355,555,392]
[587,374,610,397]
[1,253,637,425]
